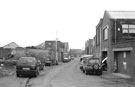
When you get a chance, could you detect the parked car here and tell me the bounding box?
[63,57,71,63]
[80,55,93,62]
[45,57,58,66]
[37,60,44,70]
[82,57,102,75]
[80,55,93,70]
[16,57,39,77]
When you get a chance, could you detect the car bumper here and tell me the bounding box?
[63,59,70,62]
[86,68,102,72]
[45,61,52,63]
[16,70,37,76]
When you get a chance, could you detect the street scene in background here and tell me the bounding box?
[1,0,135,87]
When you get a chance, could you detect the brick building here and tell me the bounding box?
[94,11,135,79]
[63,42,69,58]
[85,39,93,55]
[45,40,64,62]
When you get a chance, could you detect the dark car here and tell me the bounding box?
[63,57,71,63]
[37,60,44,70]
[45,58,52,66]
[16,57,39,77]
[45,58,58,66]
[82,57,102,75]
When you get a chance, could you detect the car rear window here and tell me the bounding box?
[89,59,99,63]
[17,57,36,65]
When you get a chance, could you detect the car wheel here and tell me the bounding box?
[85,70,88,75]
[80,67,82,70]
[16,73,20,77]
[41,66,44,70]
[82,69,85,73]
[35,71,38,77]
[56,61,58,65]
[45,63,47,66]
[35,69,39,77]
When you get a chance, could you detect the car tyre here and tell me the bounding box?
[82,69,85,73]
[34,69,39,77]
[56,61,58,65]
[85,70,88,75]
[16,73,20,77]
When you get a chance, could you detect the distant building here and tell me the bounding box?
[85,39,93,55]
[3,42,19,49]
[63,42,69,58]
[69,49,82,57]
[63,42,69,53]
[36,42,45,49]
[45,40,64,62]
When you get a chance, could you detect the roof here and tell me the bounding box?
[36,42,45,49]
[3,42,19,49]
[107,11,135,19]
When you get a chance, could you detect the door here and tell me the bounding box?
[116,51,131,75]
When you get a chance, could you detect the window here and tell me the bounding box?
[122,24,135,37]
[103,26,108,40]
[122,24,128,33]
[129,25,135,33]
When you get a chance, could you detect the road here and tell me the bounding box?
[0,59,134,87]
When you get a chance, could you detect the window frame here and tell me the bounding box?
[103,25,109,40]
[122,24,135,37]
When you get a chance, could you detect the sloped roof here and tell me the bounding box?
[36,42,45,49]
[107,11,135,19]
[3,42,19,49]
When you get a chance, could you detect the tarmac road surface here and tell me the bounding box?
[0,58,134,87]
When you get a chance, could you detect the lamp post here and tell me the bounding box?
[56,31,58,61]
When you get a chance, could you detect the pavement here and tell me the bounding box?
[101,71,131,79]
[112,73,131,79]
[101,71,135,86]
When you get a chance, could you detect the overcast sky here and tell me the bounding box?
[0,0,135,49]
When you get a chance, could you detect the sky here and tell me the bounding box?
[0,0,135,49]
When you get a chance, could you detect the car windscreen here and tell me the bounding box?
[17,58,36,66]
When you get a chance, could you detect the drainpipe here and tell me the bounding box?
[100,27,102,61]
[113,19,117,72]
[56,31,58,62]
[115,19,117,43]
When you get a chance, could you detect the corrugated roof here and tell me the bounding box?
[107,11,135,19]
